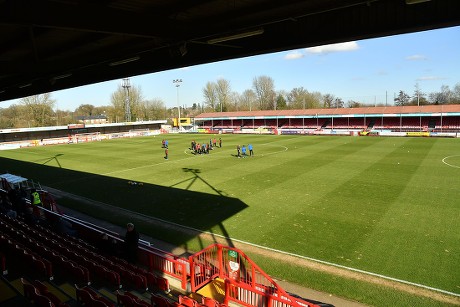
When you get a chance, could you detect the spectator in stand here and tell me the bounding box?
[124,223,139,263]
[30,189,42,207]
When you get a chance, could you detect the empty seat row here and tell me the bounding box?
[178,294,227,307]
[21,277,70,307]
[1,213,168,293]
[75,284,115,307]
[117,290,151,306]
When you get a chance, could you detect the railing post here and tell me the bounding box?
[181,262,187,290]
[217,244,224,279]
[189,254,195,292]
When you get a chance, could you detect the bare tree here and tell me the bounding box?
[136,98,166,120]
[252,75,276,110]
[428,85,451,105]
[322,94,335,108]
[334,97,344,108]
[202,81,218,111]
[452,82,460,104]
[216,78,231,112]
[228,91,240,111]
[238,89,257,111]
[287,87,308,109]
[411,82,427,106]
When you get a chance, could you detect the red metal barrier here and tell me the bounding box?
[18,206,328,306]
[224,279,322,307]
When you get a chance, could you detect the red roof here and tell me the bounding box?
[195,104,460,118]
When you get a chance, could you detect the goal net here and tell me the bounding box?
[128,129,150,137]
[73,132,101,143]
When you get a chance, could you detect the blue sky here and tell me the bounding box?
[2,25,460,111]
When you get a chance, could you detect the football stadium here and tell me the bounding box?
[1,1,460,306]
[1,107,459,306]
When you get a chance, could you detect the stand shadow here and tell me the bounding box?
[0,156,247,253]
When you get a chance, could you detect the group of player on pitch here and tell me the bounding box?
[161,137,254,159]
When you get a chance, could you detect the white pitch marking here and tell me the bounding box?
[442,155,460,169]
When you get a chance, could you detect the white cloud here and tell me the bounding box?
[405,54,428,61]
[284,51,304,60]
[306,41,359,54]
[416,76,446,81]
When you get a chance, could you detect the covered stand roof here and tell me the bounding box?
[1,0,460,102]
[195,104,460,120]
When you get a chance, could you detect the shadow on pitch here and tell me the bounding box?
[0,156,246,253]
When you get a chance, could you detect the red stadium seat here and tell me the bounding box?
[202,297,220,307]
[151,293,170,307]
[35,293,54,307]
[179,295,198,307]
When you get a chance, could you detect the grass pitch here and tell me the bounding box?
[1,134,459,295]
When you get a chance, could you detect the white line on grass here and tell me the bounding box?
[182,145,288,157]
[132,213,459,298]
[102,155,196,176]
[259,144,288,157]
[442,155,460,169]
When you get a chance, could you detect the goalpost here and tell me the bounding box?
[128,129,150,137]
[73,132,101,143]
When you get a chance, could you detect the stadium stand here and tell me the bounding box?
[194,106,460,136]
[0,172,334,307]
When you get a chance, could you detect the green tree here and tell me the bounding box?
[20,93,56,127]
[394,90,410,106]
[74,104,96,117]
[347,100,363,108]
[111,82,143,122]
[322,94,335,108]
[275,92,287,110]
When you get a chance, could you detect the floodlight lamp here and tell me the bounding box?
[405,0,431,4]
[207,28,264,44]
